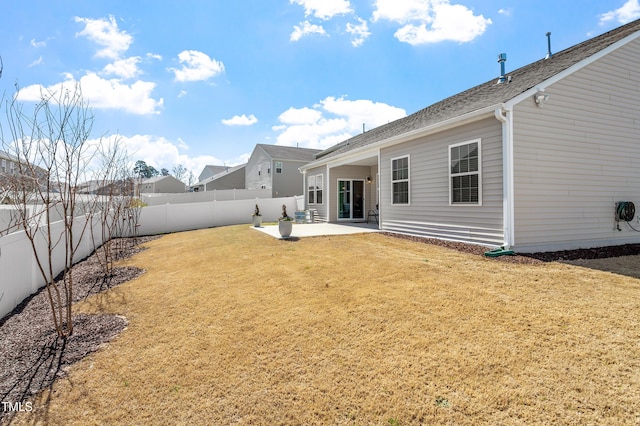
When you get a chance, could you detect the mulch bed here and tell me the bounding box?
[382,232,640,264]
[0,236,157,424]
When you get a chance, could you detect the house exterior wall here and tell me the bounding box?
[511,38,640,252]
[246,147,307,197]
[379,117,504,246]
[139,176,185,193]
[271,160,306,197]
[158,177,186,193]
[245,148,272,191]
[204,168,245,190]
[328,165,378,222]
[305,165,328,221]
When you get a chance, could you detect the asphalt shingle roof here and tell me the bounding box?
[257,144,321,162]
[315,19,640,162]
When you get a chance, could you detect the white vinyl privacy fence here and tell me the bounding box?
[0,215,107,321]
[0,196,301,319]
[141,188,271,206]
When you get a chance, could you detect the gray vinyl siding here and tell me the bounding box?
[305,165,328,221]
[204,168,245,190]
[246,147,307,197]
[512,38,640,252]
[245,148,272,191]
[271,160,306,197]
[379,117,504,246]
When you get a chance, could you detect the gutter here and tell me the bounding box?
[494,105,515,249]
[299,104,501,172]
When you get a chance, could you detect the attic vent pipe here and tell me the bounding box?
[545,32,553,59]
[497,53,507,83]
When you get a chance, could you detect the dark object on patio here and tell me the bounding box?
[367,204,379,224]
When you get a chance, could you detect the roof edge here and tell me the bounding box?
[506,25,640,108]
[300,104,501,171]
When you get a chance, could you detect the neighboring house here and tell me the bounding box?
[139,175,186,194]
[300,19,640,253]
[76,179,135,196]
[246,144,321,197]
[198,165,229,183]
[191,164,246,192]
[0,150,48,193]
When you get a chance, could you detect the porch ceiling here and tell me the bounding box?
[331,154,378,167]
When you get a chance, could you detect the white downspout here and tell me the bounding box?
[495,106,515,249]
[377,149,381,230]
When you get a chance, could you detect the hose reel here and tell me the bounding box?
[616,201,636,222]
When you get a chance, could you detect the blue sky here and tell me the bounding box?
[1,0,639,181]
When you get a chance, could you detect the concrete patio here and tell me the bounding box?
[252,222,380,239]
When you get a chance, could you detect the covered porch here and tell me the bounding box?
[303,153,379,225]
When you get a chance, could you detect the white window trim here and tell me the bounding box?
[275,161,283,174]
[448,138,482,206]
[315,174,323,206]
[308,175,316,205]
[390,154,410,206]
[307,174,324,205]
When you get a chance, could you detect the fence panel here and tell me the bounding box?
[141,188,272,206]
[0,196,299,318]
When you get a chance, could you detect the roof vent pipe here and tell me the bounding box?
[545,32,553,59]
[497,53,507,83]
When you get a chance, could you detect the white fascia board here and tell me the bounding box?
[505,29,640,109]
[300,104,499,171]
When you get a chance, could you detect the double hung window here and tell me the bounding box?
[391,156,409,205]
[450,140,481,204]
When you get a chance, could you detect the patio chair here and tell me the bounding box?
[367,204,379,224]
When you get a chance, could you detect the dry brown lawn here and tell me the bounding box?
[13,225,640,425]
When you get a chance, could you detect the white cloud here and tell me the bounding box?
[346,17,371,47]
[169,50,225,82]
[178,90,188,98]
[372,0,491,45]
[290,0,352,20]
[372,0,431,23]
[102,56,142,79]
[599,0,640,25]
[74,15,133,59]
[95,134,246,181]
[273,96,406,149]
[498,8,511,16]
[16,73,163,115]
[278,107,323,125]
[30,38,46,48]
[221,114,258,126]
[290,21,327,41]
[28,56,43,67]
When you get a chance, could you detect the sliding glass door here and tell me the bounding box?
[338,179,365,220]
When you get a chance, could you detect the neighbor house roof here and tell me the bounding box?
[313,18,640,162]
[257,144,321,162]
[197,163,246,185]
[202,165,228,175]
[142,175,181,184]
